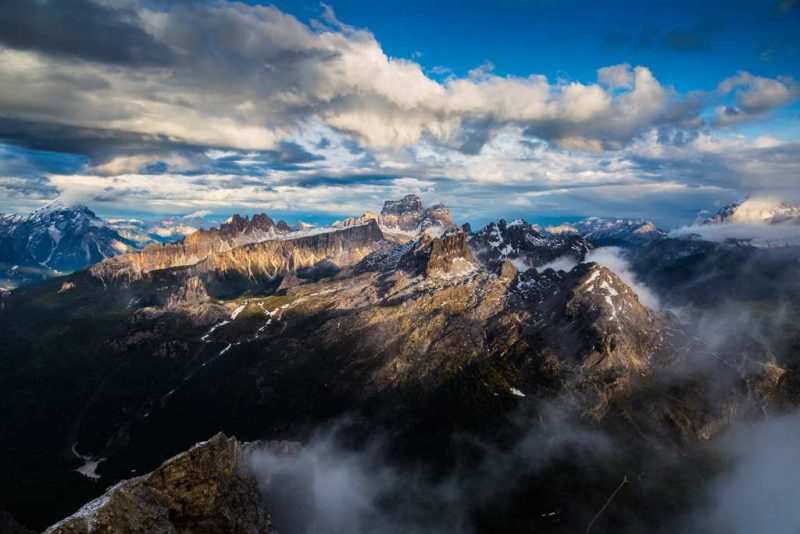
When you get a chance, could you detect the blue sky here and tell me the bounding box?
[0,0,798,228]
[270,0,800,91]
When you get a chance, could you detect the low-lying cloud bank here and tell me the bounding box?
[249,407,800,533]
[670,221,800,247]
[250,404,614,534]
[681,412,800,534]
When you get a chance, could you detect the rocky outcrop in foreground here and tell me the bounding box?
[47,433,274,534]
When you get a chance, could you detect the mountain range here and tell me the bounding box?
[1,195,799,532]
[9,195,788,291]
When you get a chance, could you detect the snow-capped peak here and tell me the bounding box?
[1,199,135,283]
[33,198,89,217]
[703,197,800,226]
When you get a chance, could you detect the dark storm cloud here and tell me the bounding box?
[292,173,402,188]
[0,117,190,162]
[268,142,325,165]
[0,174,59,200]
[455,118,495,155]
[0,143,87,176]
[0,118,330,177]
[0,0,173,66]
[632,137,800,193]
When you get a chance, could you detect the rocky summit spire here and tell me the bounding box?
[378,194,456,239]
[398,227,478,278]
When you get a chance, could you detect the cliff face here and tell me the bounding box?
[398,228,478,278]
[47,433,274,534]
[332,212,377,229]
[91,213,293,282]
[197,220,384,282]
[378,194,424,232]
[377,194,456,239]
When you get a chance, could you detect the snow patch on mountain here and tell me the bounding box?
[584,248,660,310]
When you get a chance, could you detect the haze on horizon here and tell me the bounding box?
[0,0,798,228]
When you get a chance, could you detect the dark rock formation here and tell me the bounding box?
[515,262,661,372]
[470,219,591,270]
[398,228,477,278]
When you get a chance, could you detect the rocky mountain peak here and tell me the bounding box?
[220,213,250,233]
[0,199,135,285]
[380,194,424,220]
[399,228,477,278]
[470,218,591,270]
[559,262,658,371]
[544,217,666,246]
[219,213,289,236]
[333,212,377,229]
[543,217,665,246]
[251,213,277,230]
[31,198,91,216]
[27,200,102,229]
[377,194,456,239]
[512,261,660,373]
